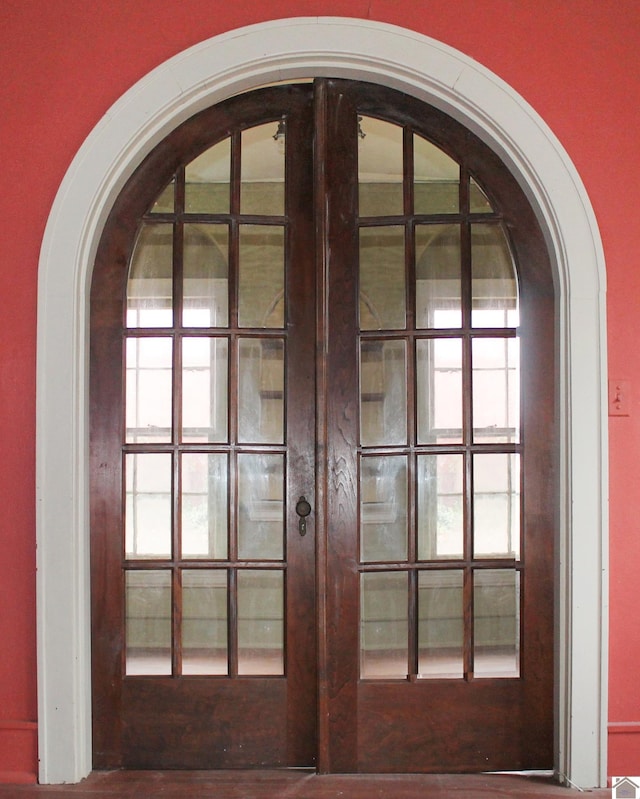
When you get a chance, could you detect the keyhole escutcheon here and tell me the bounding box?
[295,495,312,536]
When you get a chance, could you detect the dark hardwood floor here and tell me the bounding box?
[0,771,611,798]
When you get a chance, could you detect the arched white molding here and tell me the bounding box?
[36,17,608,787]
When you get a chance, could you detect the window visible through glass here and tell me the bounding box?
[355,116,522,684]
[126,223,173,328]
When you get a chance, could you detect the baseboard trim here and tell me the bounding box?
[609,722,640,734]
[0,722,38,784]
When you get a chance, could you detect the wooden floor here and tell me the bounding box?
[0,771,611,798]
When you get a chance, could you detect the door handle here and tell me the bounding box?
[295,496,312,536]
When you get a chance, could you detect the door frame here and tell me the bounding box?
[36,16,608,788]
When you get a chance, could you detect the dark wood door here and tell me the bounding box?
[91,85,318,769]
[91,80,555,772]
[318,80,554,773]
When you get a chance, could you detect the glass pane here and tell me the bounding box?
[473,453,520,559]
[414,134,459,214]
[150,180,174,214]
[238,570,284,675]
[125,453,172,559]
[472,337,520,443]
[415,225,462,329]
[360,340,407,446]
[182,337,228,443]
[182,570,228,675]
[358,116,403,217]
[183,224,229,327]
[417,454,464,560]
[240,123,285,216]
[126,223,173,328]
[181,453,228,559]
[471,224,518,328]
[360,572,408,679]
[237,453,284,561]
[185,138,230,214]
[469,177,493,214]
[474,569,520,678]
[418,570,463,678]
[238,338,284,444]
[125,570,171,675]
[238,225,285,328]
[360,456,408,563]
[416,338,463,444]
[359,226,406,330]
[126,337,173,442]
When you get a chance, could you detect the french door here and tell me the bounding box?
[91,79,555,773]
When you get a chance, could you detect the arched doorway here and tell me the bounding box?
[92,78,551,772]
[36,18,607,787]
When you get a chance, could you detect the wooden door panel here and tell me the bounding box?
[122,680,287,769]
[91,85,318,771]
[358,679,552,772]
[320,79,555,774]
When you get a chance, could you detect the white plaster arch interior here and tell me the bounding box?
[36,16,608,788]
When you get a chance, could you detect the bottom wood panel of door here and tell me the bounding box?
[120,679,288,769]
[356,681,553,773]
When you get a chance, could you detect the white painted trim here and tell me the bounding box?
[36,17,608,787]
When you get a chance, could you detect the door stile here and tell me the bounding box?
[314,77,331,774]
[91,179,154,767]
[283,86,318,766]
[318,79,361,773]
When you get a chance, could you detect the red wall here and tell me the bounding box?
[2,0,639,783]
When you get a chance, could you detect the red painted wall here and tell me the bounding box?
[1,0,639,783]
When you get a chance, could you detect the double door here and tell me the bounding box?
[91,79,555,772]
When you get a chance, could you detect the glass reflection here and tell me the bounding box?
[417,454,464,560]
[125,570,172,675]
[415,225,462,329]
[360,340,407,446]
[182,570,228,675]
[474,569,520,678]
[126,337,173,442]
[473,453,520,559]
[471,224,518,328]
[414,134,459,215]
[185,138,230,214]
[418,570,463,678]
[125,453,172,560]
[360,456,408,563]
[359,226,406,331]
[237,453,284,561]
[126,223,173,328]
[360,572,408,679]
[181,453,228,560]
[472,337,520,444]
[240,123,285,217]
[183,224,229,327]
[238,570,284,675]
[238,338,284,444]
[416,338,463,444]
[150,180,174,214]
[469,177,493,214]
[182,337,228,443]
[238,225,285,328]
[358,117,403,217]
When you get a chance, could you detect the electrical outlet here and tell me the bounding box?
[609,379,631,416]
